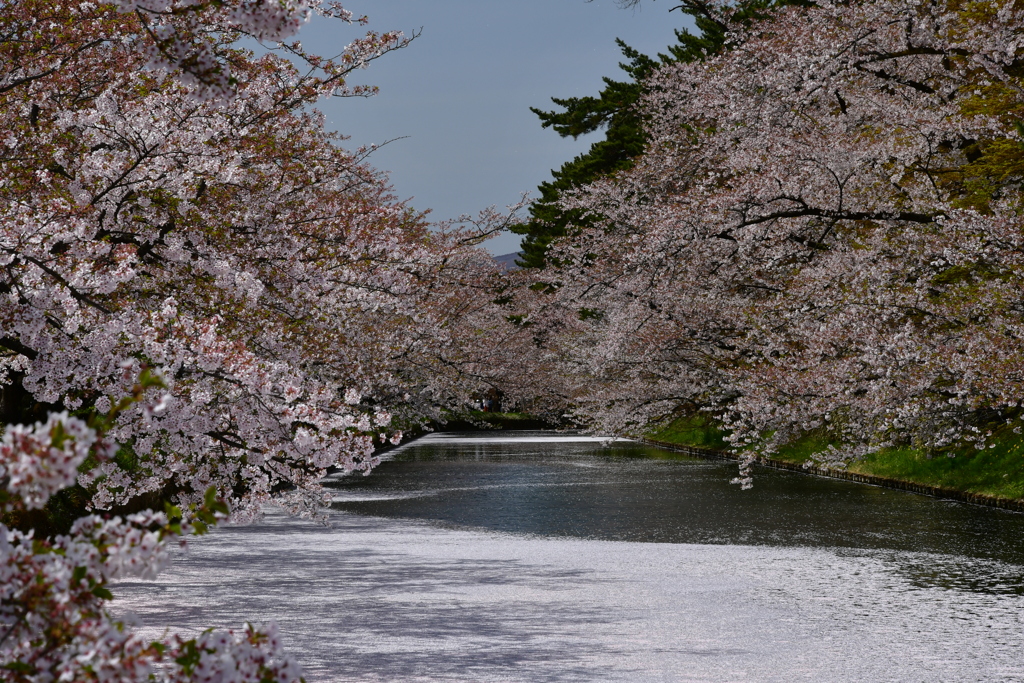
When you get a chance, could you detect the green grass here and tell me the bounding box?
[851,430,1024,500]
[769,431,834,465]
[647,413,731,451]
[648,415,1024,501]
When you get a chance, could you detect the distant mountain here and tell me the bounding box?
[493,251,523,271]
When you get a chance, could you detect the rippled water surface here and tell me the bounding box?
[116,432,1024,681]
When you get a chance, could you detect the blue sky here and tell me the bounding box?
[298,1,695,255]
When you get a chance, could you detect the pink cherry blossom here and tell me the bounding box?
[527,0,1024,483]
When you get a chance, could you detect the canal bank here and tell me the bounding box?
[645,416,1024,513]
[642,437,1024,513]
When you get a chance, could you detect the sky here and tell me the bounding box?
[296,1,696,255]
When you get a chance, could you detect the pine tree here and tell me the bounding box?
[511,0,792,269]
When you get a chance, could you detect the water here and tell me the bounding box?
[115,432,1024,681]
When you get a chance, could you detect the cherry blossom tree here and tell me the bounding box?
[2,0,520,677]
[1,0,518,520]
[534,0,1024,483]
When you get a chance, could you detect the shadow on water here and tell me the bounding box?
[327,431,1024,594]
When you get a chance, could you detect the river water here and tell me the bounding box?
[115,432,1024,681]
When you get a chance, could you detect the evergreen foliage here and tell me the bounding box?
[511,0,787,269]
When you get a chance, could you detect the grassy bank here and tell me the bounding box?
[648,415,1024,502]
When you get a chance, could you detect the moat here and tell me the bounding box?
[116,432,1024,681]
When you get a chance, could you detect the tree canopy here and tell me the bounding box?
[516,0,1024,485]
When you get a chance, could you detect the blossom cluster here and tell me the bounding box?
[99,0,407,100]
[1,414,104,511]
[1,414,302,682]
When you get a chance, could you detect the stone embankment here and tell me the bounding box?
[642,438,1024,513]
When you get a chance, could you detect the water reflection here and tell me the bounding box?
[328,431,1024,593]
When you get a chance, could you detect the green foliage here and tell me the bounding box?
[91,585,114,600]
[454,411,554,430]
[174,637,206,674]
[768,428,1024,500]
[510,39,657,269]
[162,487,229,536]
[2,484,93,539]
